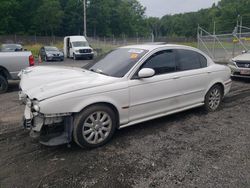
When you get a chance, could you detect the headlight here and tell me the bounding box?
[228,61,237,67]
[46,53,53,57]
[33,104,40,112]
[75,50,79,53]
[33,101,40,112]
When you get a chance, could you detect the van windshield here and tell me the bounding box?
[72,41,89,47]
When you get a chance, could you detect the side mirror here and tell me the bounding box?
[138,68,155,79]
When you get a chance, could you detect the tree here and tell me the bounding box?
[0,0,21,34]
[33,0,63,36]
[61,0,83,36]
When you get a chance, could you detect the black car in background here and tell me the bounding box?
[39,46,64,62]
[0,44,23,52]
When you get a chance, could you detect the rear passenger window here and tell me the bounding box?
[199,54,207,68]
[176,49,207,71]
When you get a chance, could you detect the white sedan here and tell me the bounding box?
[19,44,232,148]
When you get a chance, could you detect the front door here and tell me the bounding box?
[128,49,182,122]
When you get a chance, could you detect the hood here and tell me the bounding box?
[20,66,119,100]
[233,53,250,61]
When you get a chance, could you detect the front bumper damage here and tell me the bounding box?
[21,97,74,146]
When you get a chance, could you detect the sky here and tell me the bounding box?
[138,0,220,18]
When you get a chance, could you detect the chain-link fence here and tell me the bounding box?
[0,34,195,46]
[198,26,250,62]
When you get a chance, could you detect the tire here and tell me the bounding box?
[89,55,94,60]
[204,84,223,112]
[0,75,8,94]
[73,105,117,148]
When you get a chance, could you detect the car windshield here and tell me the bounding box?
[88,48,148,77]
[45,47,59,51]
[72,41,89,47]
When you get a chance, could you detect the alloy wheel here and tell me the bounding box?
[208,88,221,110]
[82,111,112,144]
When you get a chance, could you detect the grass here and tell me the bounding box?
[24,42,63,58]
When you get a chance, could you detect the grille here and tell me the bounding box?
[236,61,250,68]
[79,49,91,53]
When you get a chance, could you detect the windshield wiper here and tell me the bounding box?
[90,69,109,76]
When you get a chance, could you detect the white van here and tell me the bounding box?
[64,36,94,60]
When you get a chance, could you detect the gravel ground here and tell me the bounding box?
[0,60,250,187]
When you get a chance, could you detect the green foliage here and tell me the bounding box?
[1,0,250,38]
[160,0,250,37]
[33,0,64,36]
[0,0,148,37]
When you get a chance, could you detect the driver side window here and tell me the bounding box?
[142,50,176,75]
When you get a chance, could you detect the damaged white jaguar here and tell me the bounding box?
[19,44,232,148]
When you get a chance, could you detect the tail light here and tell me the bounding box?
[29,55,35,66]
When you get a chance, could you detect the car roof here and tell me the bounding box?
[120,43,195,51]
[2,43,22,47]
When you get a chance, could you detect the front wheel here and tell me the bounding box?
[0,75,8,94]
[73,105,117,148]
[204,85,223,112]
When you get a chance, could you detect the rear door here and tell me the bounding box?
[175,49,210,106]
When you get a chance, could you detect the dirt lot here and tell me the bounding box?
[0,61,250,187]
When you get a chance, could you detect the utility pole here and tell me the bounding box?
[83,0,87,37]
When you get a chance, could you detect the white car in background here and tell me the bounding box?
[19,44,232,148]
[229,51,250,78]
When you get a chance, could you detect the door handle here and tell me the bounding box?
[173,76,180,80]
[207,71,212,74]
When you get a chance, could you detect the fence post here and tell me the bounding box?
[213,21,216,59]
[35,33,37,44]
[151,33,154,43]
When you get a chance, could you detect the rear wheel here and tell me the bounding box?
[204,85,223,112]
[0,75,8,94]
[73,105,117,148]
